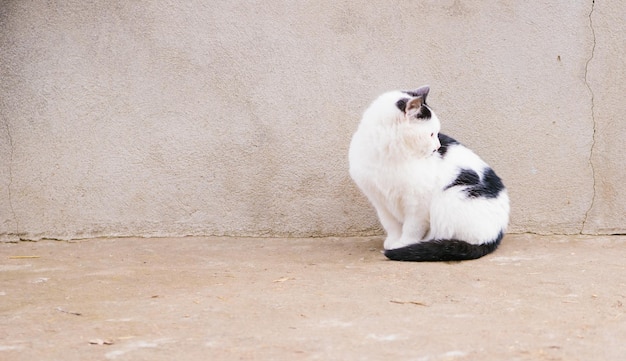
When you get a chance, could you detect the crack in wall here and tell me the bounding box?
[581,0,597,234]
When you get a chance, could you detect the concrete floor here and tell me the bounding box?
[1,234,625,361]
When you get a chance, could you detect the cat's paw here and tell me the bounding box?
[385,236,426,250]
[384,236,417,250]
[383,236,401,250]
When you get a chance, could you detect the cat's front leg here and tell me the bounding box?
[387,211,430,250]
[374,207,403,249]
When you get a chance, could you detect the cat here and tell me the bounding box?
[348,86,510,261]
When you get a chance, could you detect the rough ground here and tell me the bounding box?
[1,234,625,361]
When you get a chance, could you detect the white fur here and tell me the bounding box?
[349,90,510,250]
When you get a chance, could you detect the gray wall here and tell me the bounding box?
[1,1,624,241]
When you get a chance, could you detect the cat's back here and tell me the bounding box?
[434,134,490,185]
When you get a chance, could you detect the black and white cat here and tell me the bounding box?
[349,86,510,261]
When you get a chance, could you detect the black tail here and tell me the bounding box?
[384,232,504,262]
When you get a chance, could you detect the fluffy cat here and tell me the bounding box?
[348,86,510,261]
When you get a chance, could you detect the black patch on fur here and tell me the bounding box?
[445,168,505,199]
[470,168,505,198]
[436,133,459,157]
[396,98,409,113]
[446,169,480,189]
[415,106,431,119]
[384,232,504,262]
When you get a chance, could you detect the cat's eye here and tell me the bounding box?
[430,133,434,137]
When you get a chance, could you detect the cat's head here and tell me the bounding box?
[362,86,441,158]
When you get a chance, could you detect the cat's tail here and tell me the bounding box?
[383,232,504,262]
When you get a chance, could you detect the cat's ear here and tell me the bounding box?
[406,96,424,113]
[405,85,430,104]
[405,96,432,119]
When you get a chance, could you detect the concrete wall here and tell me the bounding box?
[1,1,624,241]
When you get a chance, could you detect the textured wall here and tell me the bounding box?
[1,1,623,241]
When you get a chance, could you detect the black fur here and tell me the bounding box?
[472,168,505,198]
[445,167,505,199]
[446,169,480,188]
[436,133,459,157]
[396,98,409,113]
[415,106,431,119]
[384,232,503,262]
